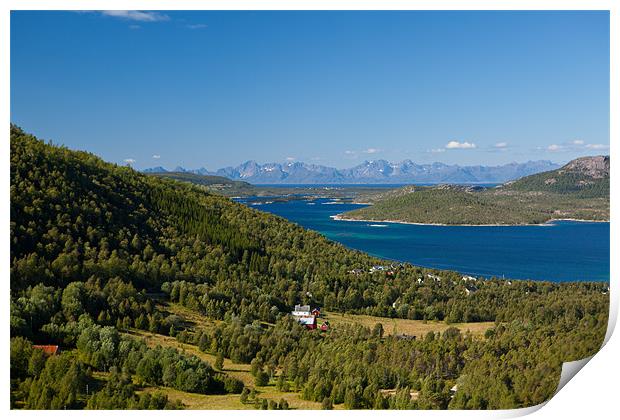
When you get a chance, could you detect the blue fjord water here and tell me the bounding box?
[239,197,609,282]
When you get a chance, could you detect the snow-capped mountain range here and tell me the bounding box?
[143,159,560,184]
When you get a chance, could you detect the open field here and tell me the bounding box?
[121,303,494,409]
[322,311,495,337]
[126,329,329,409]
[137,386,327,410]
[127,329,255,385]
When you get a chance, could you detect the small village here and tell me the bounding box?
[291,304,330,331]
[349,261,483,300]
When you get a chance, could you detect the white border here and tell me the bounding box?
[2,2,616,420]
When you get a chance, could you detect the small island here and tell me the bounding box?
[337,156,609,226]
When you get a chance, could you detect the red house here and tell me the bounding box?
[32,345,60,356]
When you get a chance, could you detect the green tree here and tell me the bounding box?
[215,352,224,370]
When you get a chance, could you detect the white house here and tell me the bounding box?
[292,304,311,317]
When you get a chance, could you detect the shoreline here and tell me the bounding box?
[330,214,609,227]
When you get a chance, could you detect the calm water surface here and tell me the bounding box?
[238,197,609,282]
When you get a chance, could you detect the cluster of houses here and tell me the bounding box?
[291,304,329,331]
[349,262,403,276]
[427,273,441,282]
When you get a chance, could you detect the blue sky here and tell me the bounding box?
[11,10,609,170]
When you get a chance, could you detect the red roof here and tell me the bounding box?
[32,345,60,356]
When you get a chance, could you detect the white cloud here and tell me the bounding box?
[285,157,296,161]
[100,11,170,22]
[585,143,609,150]
[494,142,508,148]
[445,141,476,149]
[152,154,161,159]
[124,158,136,164]
[429,148,445,153]
[187,24,208,29]
[345,148,382,157]
[543,141,609,153]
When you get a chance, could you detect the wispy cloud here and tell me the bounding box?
[124,158,136,164]
[285,157,296,162]
[445,141,476,149]
[345,148,382,158]
[152,154,161,159]
[494,142,508,148]
[186,24,208,29]
[429,148,446,153]
[128,24,141,30]
[585,143,609,150]
[544,140,608,153]
[100,11,170,22]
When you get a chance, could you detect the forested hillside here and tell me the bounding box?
[148,172,260,196]
[340,157,610,225]
[504,155,609,197]
[10,126,609,409]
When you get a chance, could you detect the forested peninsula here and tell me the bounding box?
[338,156,609,226]
[10,126,609,410]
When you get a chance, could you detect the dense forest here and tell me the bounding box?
[340,157,610,225]
[10,126,609,409]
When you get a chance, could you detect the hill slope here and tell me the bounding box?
[504,155,609,197]
[10,126,608,410]
[147,171,259,195]
[339,156,609,225]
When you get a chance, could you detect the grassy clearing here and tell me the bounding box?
[322,311,494,337]
[157,301,222,331]
[138,386,326,410]
[126,329,255,385]
[126,329,329,409]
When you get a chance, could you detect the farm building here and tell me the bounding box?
[292,304,318,329]
[296,315,317,330]
[292,304,311,317]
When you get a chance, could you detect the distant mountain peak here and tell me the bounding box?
[143,159,562,185]
[143,166,167,173]
[561,155,609,179]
